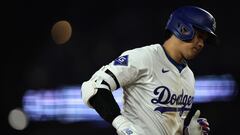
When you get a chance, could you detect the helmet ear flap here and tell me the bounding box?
[166,14,195,41]
[180,24,190,35]
[175,22,195,41]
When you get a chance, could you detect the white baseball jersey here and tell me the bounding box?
[104,44,195,135]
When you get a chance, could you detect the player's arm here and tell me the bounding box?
[82,68,121,123]
[81,67,143,135]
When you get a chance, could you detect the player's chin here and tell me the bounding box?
[185,53,198,60]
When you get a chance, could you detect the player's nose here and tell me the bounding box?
[198,41,204,49]
[197,38,205,49]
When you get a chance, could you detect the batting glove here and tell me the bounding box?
[184,110,210,135]
[112,115,145,135]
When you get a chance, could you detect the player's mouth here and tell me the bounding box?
[193,47,201,53]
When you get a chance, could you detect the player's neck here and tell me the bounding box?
[162,36,184,64]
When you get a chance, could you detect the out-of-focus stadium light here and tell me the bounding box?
[22,74,238,122]
[194,74,237,102]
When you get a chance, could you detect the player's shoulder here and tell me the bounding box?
[119,44,161,67]
[122,43,161,56]
[136,43,162,52]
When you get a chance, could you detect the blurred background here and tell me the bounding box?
[2,0,240,135]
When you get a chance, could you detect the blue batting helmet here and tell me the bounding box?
[165,6,217,42]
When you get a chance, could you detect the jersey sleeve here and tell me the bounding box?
[106,47,152,89]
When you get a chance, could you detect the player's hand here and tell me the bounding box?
[185,110,210,135]
[112,115,145,135]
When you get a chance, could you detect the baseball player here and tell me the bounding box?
[81,6,216,135]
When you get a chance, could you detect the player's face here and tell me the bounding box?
[181,31,209,60]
